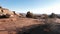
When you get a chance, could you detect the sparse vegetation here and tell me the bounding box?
[0,14,10,18]
[0,6,2,8]
[0,6,60,34]
[42,14,48,19]
[26,11,34,18]
[49,13,57,18]
[13,11,16,15]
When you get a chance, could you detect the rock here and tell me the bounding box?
[0,6,23,18]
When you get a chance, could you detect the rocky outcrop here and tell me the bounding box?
[0,7,14,15]
[0,6,22,18]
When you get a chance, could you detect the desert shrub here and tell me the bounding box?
[42,14,48,19]
[33,14,48,19]
[13,11,16,15]
[49,13,57,18]
[0,6,2,8]
[0,14,10,18]
[26,11,34,18]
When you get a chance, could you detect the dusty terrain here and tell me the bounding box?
[0,16,45,34]
[0,17,60,34]
[0,7,60,34]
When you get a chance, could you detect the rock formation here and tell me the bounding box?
[0,6,22,18]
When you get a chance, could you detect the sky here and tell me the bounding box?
[0,0,60,14]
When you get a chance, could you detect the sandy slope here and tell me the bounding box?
[0,17,45,34]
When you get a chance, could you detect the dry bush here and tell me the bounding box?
[26,11,34,18]
[42,14,48,19]
[0,6,2,8]
[0,14,10,18]
[13,11,16,15]
[49,13,57,18]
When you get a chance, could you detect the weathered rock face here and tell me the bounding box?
[0,7,14,18]
[0,8,14,15]
[0,7,22,18]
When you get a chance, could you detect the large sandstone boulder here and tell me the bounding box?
[0,8,14,15]
[0,6,22,18]
[0,7,14,18]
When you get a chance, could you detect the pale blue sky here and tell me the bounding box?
[0,0,60,14]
